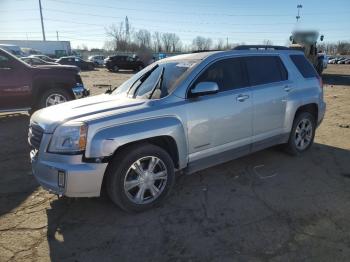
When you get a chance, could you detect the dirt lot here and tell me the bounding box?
[0,65,349,262]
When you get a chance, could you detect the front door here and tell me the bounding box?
[186,57,253,163]
[0,52,31,110]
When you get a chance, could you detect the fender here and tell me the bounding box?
[85,116,188,169]
[284,84,320,133]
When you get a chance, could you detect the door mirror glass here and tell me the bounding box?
[191,82,219,96]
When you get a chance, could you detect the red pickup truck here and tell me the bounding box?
[0,48,89,113]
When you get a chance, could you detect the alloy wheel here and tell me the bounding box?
[294,118,313,150]
[123,156,168,204]
[45,93,67,107]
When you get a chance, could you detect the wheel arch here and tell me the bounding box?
[86,116,188,168]
[294,103,318,122]
[31,78,75,107]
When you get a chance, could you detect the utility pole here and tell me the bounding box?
[38,0,46,41]
[56,31,59,41]
[226,37,229,49]
[296,4,302,22]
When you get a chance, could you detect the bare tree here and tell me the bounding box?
[168,33,181,52]
[262,39,273,46]
[192,36,212,51]
[337,41,350,55]
[215,39,225,50]
[152,32,162,52]
[103,40,115,51]
[106,16,134,52]
[161,33,173,52]
[134,29,151,48]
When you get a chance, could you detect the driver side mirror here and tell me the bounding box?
[190,82,219,97]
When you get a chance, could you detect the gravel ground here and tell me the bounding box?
[0,65,349,262]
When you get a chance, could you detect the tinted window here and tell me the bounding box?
[245,56,287,86]
[290,55,318,78]
[0,54,11,67]
[195,58,248,92]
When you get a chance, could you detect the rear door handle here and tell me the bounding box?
[236,94,249,102]
[284,85,293,92]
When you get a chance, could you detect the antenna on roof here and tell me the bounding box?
[296,4,303,23]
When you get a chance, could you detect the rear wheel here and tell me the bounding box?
[285,112,316,155]
[37,88,72,109]
[106,143,175,212]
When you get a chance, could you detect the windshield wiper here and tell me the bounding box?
[127,64,159,97]
[148,67,165,99]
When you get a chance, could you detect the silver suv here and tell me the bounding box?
[29,47,326,212]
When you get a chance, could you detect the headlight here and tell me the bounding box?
[48,122,88,153]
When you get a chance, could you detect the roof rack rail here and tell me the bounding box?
[232,45,289,50]
[191,49,221,53]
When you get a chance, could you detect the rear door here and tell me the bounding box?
[0,52,32,110]
[244,55,290,148]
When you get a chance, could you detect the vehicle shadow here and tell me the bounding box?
[46,143,350,261]
[323,73,350,86]
[0,113,37,216]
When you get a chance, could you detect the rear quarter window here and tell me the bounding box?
[245,56,288,86]
[290,55,318,78]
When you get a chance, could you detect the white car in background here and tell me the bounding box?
[88,55,105,66]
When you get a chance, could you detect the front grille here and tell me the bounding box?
[28,124,44,150]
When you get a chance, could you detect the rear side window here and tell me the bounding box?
[245,56,288,86]
[195,58,248,92]
[290,55,318,78]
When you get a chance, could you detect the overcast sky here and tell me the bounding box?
[1,0,350,49]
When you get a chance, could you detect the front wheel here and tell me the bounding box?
[37,88,72,109]
[106,143,175,212]
[285,112,316,155]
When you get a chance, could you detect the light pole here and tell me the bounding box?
[39,0,46,41]
[296,4,303,22]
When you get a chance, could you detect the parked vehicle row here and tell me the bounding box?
[328,57,350,64]
[0,48,89,113]
[88,55,105,66]
[29,47,326,212]
[104,55,144,72]
[56,56,95,70]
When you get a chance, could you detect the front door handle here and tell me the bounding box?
[236,94,249,102]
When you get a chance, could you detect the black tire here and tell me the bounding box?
[285,112,316,156]
[37,88,72,109]
[113,65,119,72]
[106,143,175,212]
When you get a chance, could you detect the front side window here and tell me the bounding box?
[245,56,287,86]
[194,58,248,92]
[0,54,11,68]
